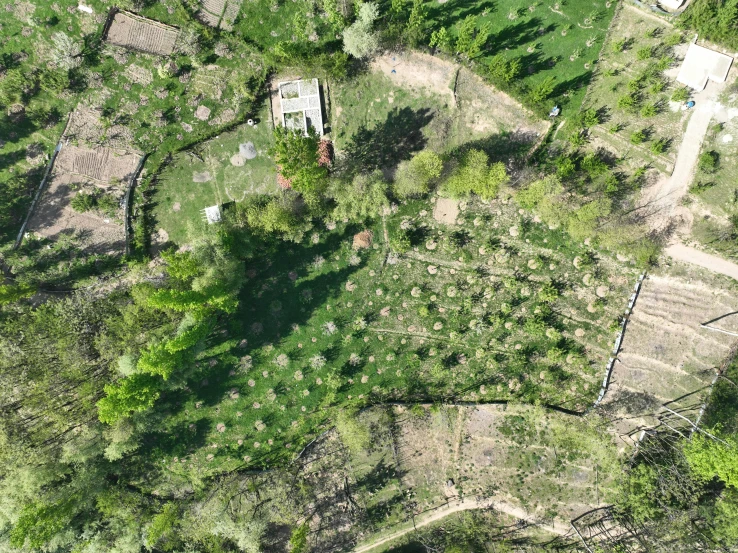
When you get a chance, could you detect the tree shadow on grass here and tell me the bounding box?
[425,0,498,32]
[338,106,434,177]
[356,457,406,494]
[551,71,595,103]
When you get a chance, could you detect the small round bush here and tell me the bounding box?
[640,103,657,117]
[636,47,653,60]
[698,151,719,173]
[630,130,646,145]
[71,193,96,212]
[672,87,689,102]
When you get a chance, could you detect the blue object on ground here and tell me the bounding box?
[391,69,396,73]
[686,101,695,108]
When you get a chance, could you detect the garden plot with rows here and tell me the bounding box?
[581,6,690,173]
[149,195,638,478]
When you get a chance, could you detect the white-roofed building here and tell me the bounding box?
[278,79,324,136]
[676,43,733,91]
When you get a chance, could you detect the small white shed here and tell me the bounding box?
[676,43,733,91]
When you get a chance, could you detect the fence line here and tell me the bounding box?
[123,154,148,256]
[13,141,64,250]
[592,273,646,408]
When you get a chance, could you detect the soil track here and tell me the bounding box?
[352,497,569,553]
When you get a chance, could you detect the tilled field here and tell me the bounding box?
[598,269,738,445]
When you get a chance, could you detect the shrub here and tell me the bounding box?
[664,33,683,47]
[671,87,689,102]
[516,175,563,209]
[97,194,120,216]
[568,129,587,147]
[640,103,657,117]
[529,76,556,102]
[630,130,646,145]
[650,138,667,154]
[577,108,600,128]
[649,80,665,94]
[609,123,621,134]
[698,150,719,173]
[612,38,626,52]
[618,94,638,112]
[636,46,653,60]
[71,193,96,212]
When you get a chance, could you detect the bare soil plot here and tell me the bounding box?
[432,197,458,225]
[598,268,738,445]
[392,404,616,523]
[53,145,140,186]
[26,173,126,255]
[105,10,179,56]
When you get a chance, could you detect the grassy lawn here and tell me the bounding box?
[152,101,277,244]
[689,79,738,258]
[330,59,548,169]
[580,6,689,172]
[424,0,616,113]
[148,194,638,479]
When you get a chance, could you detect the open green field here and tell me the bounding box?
[581,5,689,173]
[690,79,738,258]
[152,101,277,244]
[425,0,616,113]
[149,194,637,478]
[330,54,549,167]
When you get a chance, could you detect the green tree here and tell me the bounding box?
[335,408,370,453]
[405,0,428,46]
[271,127,328,200]
[393,150,444,198]
[529,76,556,102]
[342,2,380,58]
[684,432,738,488]
[289,524,310,553]
[443,149,508,199]
[330,171,389,221]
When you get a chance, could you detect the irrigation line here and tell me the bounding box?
[591,273,646,408]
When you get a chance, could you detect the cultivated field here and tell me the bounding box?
[598,263,738,446]
[152,101,276,244]
[149,193,638,479]
[581,5,689,173]
[331,52,549,165]
[104,11,179,56]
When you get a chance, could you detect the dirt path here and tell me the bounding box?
[351,497,570,553]
[638,73,738,280]
[666,243,738,280]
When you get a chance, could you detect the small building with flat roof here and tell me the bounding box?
[278,79,324,136]
[676,43,733,91]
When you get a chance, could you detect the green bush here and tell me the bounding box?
[636,46,653,60]
[612,38,626,52]
[529,76,556,102]
[555,156,576,179]
[618,94,638,112]
[630,130,646,145]
[664,33,683,47]
[649,81,665,94]
[97,194,120,216]
[640,103,658,117]
[650,138,667,154]
[70,193,96,213]
[698,150,719,173]
[672,87,689,102]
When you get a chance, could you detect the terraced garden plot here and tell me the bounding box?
[581,5,690,173]
[598,267,738,445]
[104,10,179,56]
[146,195,637,479]
[152,101,276,244]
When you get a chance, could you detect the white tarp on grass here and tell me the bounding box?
[676,43,733,91]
